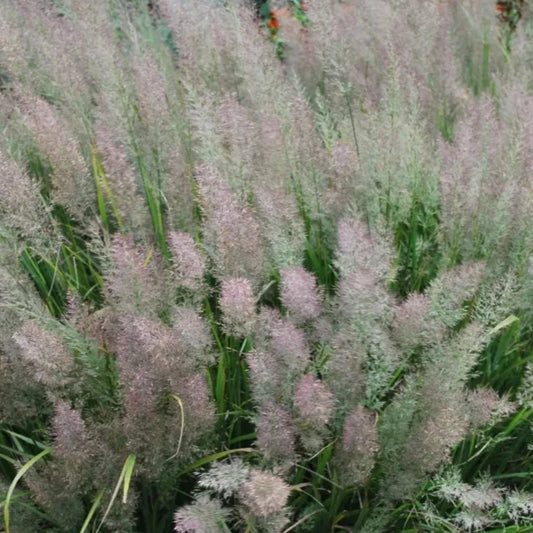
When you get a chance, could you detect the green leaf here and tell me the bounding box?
[95,454,136,533]
[3,447,53,533]
[80,490,104,533]
[177,448,258,478]
[259,3,271,18]
[488,314,519,337]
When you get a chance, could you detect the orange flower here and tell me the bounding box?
[496,2,506,13]
[267,12,280,29]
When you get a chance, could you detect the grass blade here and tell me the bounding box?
[95,454,136,533]
[178,448,257,478]
[3,447,52,533]
[165,394,185,463]
[79,490,104,533]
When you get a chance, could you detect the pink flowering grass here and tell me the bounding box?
[0,1,532,532]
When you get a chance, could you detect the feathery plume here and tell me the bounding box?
[14,321,73,388]
[196,164,266,286]
[240,469,291,517]
[439,96,510,261]
[324,140,361,217]
[168,232,205,291]
[52,402,87,458]
[110,314,214,463]
[336,406,379,486]
[254,185,305,269]
[436,468,504,512]
[336,270,392,322]
[197,459,250,499]
[219,278,256,337]
[255,403,296,465]
[336,217,393,281]
[17,89,93,218]
[466,388,500,427]
[172,372,215,440]
[460,478,504,511]
[280,266,322,322]
[326,328,367,413]
[173,308,213,367]
[0,5,24,79]
[215,94,258,186]
[174,494,229,533]
[135,54,169,136]
[246,349,283,406]
[270,316,310,379]
[427,261,486,329]
[293,374,334,428]
[159,0,241,94]
[106,234,167,316]
[94,120,146,235]
[0,148,50,248]
[293,373,334,452]
[399,323,488,486]
[454,509,492,532]
[392,293,436,351]
[253,307,310,380]
[507,491,533,522]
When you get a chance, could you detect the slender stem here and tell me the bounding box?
[344,90,360,159]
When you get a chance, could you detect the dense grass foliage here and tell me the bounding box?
[1,0,533,532]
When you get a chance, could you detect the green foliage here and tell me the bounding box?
[391,196,441,297]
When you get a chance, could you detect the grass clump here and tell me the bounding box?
[1,1,533,532]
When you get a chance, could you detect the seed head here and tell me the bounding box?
[240,469,291,517]
[52,401,86,457]
[174,494,229,533]
[337,405,379,485]
[256,403,296,463]
[280,266,322,322]
[294,374,335,427]
[219,278,256,337]
[168,232,205,290]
